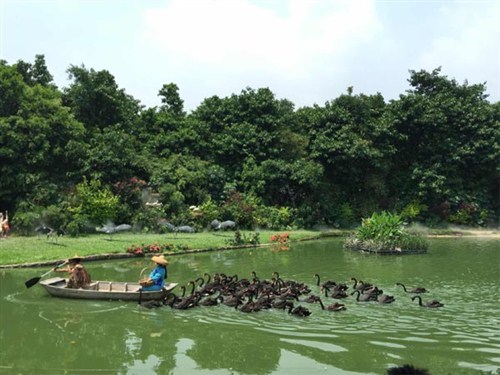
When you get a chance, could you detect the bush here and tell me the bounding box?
[346,211,429,252]
[132,206,164,233]
[399,200,427,223]
[126,242,178,256]
[10,202,40,235]
[254,205,296,230]
[356,211,404,242]
[68,178,120,226]
[225,230,261,246]
[196,198,220,228]
[220,190,256,229]
[10,202,68,235]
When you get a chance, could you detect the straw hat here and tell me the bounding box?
[151,255,169,266]
[68,254,83,262]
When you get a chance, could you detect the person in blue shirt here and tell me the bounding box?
[141,255,168,291]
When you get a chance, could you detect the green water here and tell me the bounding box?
[1,237,499,375]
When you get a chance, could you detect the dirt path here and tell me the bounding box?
[429,229,500,238]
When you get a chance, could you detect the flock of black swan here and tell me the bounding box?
[140,272,444,315]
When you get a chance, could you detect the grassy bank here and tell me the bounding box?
[0,230,346,267]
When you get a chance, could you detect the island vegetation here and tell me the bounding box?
[344,211,429,254]
[0,55,498,242]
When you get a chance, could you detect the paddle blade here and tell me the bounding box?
[25,276,41,289]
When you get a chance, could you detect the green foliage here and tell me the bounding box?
[348,211,429,251]
[63,64,141,130]
[112,177,147,211]
[0,80,87,210]
[357,211,404,242]
[9,202,41,236]
[68,178,120,227]
[337,203,358,228]
[0,62,26,116]
[387,67,499,224]
[1,57,498,230]
[399,200,428,222]
[132,206,164,233]
[220,190,256,228]
[225,230,261,246]
[150,154,220,210]
[197,198,220,228]
[254,205,296,230]
[158,82,185,116]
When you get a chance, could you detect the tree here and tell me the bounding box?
[240,156,323,207]
[149,154,227,213]
[191,87,297,181]
[14,54,54,86]
[0,62,25,116]
[158,83,184,116]
[0,65,86,212]
[298,92,395,217]
[62,65,141,131]
[387,68,499,223]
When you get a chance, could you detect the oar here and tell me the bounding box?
[25,262,66,288]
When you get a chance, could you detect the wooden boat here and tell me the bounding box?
[39,277,178,301]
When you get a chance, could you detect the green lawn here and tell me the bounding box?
[0,229,346,267]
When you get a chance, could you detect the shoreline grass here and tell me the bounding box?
[0,230,346,267]
[1,228,496,268]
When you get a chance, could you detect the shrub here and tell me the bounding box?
[346,211,428,253]
[196,198,220,228]
[126,242,178,256]
[10,202,40,235]
[399,200,427,222]
[132,206,164,233]
[269,232,290,251]
[10,202,68,235]
[68,178,120,226]
[225,230,261,246]
[220,190,256,229]
[254,205,296,230]
[113,177,147,211]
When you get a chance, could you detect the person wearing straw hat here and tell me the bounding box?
[53,255,91,289]
[140,255,168,291]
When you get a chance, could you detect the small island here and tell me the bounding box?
[344,211,429,255]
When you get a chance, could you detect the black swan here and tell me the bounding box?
[222,293,241,307]
[318,298,346,311]
[314,274,336,289]
[194,277,205,288]
[272,299,294,310]
[304,294,322,303]
[350,290,373,302]
[199,291,223,306]
[387,364,430,375]
[287,303,311,317]
[411,295,444,308]
[351,277,372,291]
[236,294,261,313]
[396,283,427,294]
[377,293,395,304]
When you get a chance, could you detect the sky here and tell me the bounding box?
[1,0,499,112]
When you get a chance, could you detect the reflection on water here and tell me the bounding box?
[0,237,499,374]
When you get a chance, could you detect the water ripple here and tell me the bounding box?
[281,338,347,353]
[369,341,406,349]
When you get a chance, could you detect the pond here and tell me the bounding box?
[1,237,499,374]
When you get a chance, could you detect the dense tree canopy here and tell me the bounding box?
[1,57,498,233]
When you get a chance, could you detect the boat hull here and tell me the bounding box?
[39,277,177,301]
